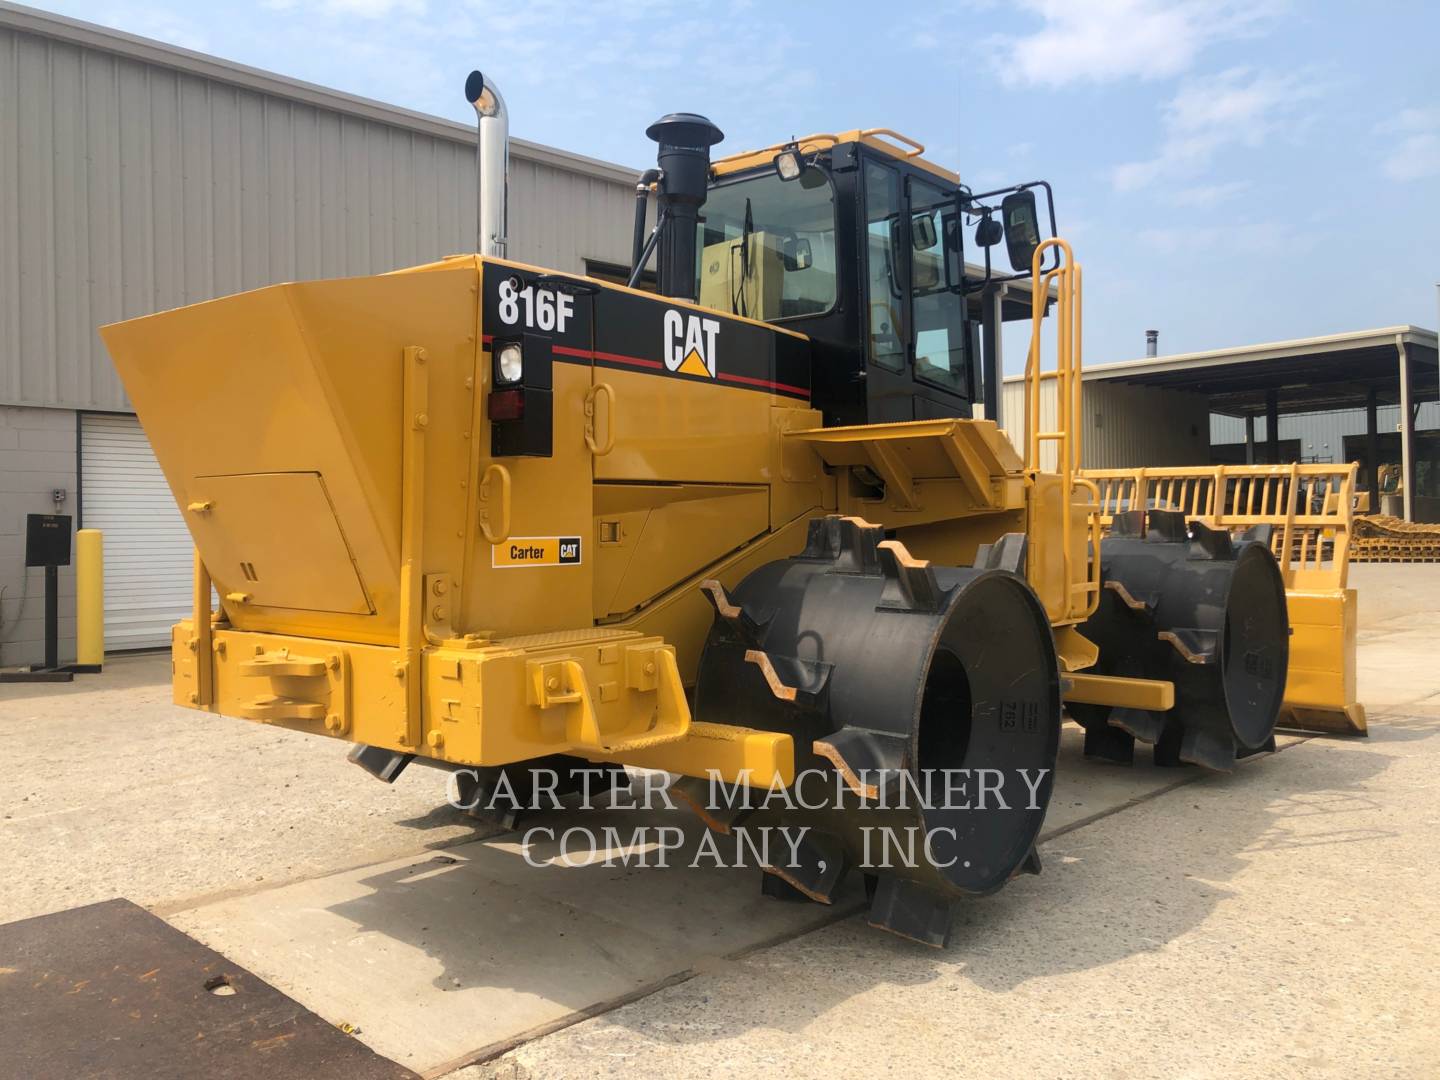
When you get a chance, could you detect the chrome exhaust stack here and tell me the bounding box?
[465,70,508,257]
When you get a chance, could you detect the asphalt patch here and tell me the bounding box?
[0,898,414,1080]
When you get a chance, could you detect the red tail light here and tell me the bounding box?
[488,388,525,422]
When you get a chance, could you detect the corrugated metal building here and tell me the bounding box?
[0,2,640,665]
[1000,375,1212,470]
[1211,403,1440,463]
[1002,326,1439,521]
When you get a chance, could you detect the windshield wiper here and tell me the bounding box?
[734,197,754,317]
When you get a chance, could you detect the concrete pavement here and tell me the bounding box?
[0,656,501,924]
[161,722,1258,1075]
[460,718,1440,1079]
[1,564,1436,1078]
[456,565,1440,1079]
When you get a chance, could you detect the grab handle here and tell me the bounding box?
[479,463,512,544]
[585,383,615,456]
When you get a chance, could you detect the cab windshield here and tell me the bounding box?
[696,167,837,322]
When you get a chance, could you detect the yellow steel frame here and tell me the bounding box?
[1065,673,1175,712]
[397,345,428,749]
[1087,463,1356,590]
[1083,462,1367,735]
[1022,238,1101,625]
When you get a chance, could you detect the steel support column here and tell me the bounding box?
[1398,335,1414,522]
[1366,385,1379,498]
[1265,390,1279,464]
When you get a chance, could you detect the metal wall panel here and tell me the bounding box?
[0,20,638,413]
[0,405,77,669]
[1211,402,1440,462]
[1001,378,1212,469]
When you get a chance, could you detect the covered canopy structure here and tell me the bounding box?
[1071,327,1439,521]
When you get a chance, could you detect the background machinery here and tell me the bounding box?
[100,73,1294,947]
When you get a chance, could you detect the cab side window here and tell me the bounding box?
[863,161,906,372]
[909,178,969,394]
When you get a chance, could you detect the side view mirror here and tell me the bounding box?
[974,214,1003,248]
[781,236,813,272]
[1001,190,1041,272]
[910,213,938,250]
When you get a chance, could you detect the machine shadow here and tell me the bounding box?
[322,799,922,1029]
[935,740,1395,992]
[575,737,1404,1048]
[317,734,1396,1053]
[390,800,510,842]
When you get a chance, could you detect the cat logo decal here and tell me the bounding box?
[662,309,720,378]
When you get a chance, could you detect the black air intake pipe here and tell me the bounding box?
[630,168,662,284]
[636,113,723,300]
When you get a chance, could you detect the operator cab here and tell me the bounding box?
[633,124,1054,428]
[703,134,975,426]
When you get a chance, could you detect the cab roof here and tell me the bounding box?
[710,128,961,186]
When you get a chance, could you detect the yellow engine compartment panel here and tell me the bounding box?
[187,471,372,615]
[593,483,769,618]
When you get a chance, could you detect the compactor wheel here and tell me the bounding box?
[688,516,1062,947]
[1074,509,1289,772]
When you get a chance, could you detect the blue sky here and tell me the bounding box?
[30,0,1440,370]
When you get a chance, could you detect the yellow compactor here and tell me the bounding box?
[100,74,1351,945]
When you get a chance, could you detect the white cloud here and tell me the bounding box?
[1136,226,1208,253]
[324,0,424,14]
[992,0,1283,88]
[966,169,1007,191]
[1111,68,1317,191]
[1138,221,1312,256]
[1377,107,1440,182]
[265,0,426,16]
[1167,180,1251,207]
[89,7,209,52]
[1383,133,1440,182]
[1378,107,1440,135]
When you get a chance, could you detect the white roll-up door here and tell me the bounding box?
[79,414,193,650]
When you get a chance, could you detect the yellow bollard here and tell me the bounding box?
[76,528,104,669]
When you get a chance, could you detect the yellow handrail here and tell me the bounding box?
[1024,239,1083,475]
[1022,238,1099,620]
[857,128,927,157]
